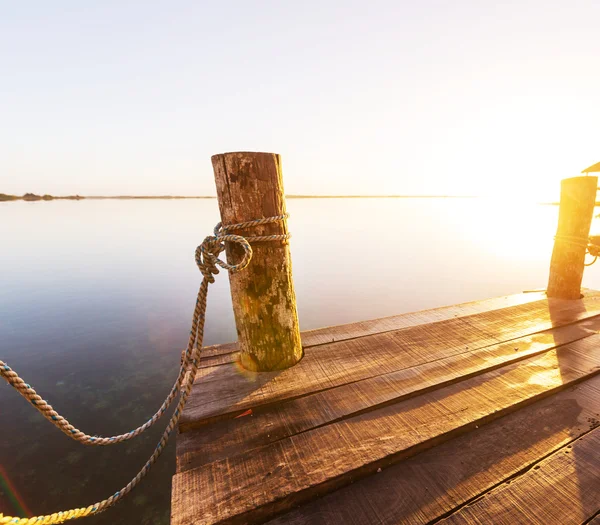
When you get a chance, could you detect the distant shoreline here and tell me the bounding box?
[1,193,476,202]
[1,193,86,202]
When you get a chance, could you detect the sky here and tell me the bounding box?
[1,1,599,199]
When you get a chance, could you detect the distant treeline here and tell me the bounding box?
[0,193,84,201]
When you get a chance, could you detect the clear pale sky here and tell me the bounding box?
[1,1,599,199]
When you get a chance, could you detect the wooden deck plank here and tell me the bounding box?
[199,342,238,358]
[177,316,600,473]
[292,291,549,348]
[171,334,600,525]
[439,425,600,525]
[197,291,549,365]
[184,316,495,429]
[181,293,600,428]
[266,375,600,525]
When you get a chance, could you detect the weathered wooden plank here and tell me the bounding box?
[439,425,600,524]
[199,342,238,359]
[184,316,494,429]
[177,316,600,473]
[298,291,549,347]
[185,346,238,370]
[266,375,600,525]
[171,334,600,525]
[181,293,600,428]
[196,291,550,367]
[196,353,238,369]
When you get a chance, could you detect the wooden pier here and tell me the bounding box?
[171,153,600,524]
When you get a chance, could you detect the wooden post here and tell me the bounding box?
[211,152,303,372]
[547,175,598,299]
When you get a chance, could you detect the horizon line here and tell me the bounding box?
[2,192,479,201]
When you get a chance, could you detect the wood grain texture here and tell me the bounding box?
[266,375,600,525]
[439,425,600,524]
[196,291,549,368]
[547,175,598,299]
[171,334,600,525]
[177,316,600,473]
[298,291,549,347]
[199,342,238,358]
[180,293,600,429]
[212,152,302,371]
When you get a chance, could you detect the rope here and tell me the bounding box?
[553,234,590,249]
[0,214,290,524]
[553,234,600,267]
[0,214,289,447]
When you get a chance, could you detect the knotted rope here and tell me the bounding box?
[0,214,290,524]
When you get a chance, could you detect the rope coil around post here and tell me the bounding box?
[0,214,290,525]
[553,234,600,267]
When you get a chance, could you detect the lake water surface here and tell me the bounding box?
[2,197,600,524]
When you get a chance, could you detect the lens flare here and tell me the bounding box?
[0,464,32,518]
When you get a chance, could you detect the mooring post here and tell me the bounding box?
[547,175,598,299]
[211,151,303,371]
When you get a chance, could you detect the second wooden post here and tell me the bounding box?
[211,151,303,372]
[547,175,598,299]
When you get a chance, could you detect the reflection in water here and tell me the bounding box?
[1,197,599,524]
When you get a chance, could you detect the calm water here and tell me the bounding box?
[2,197,600,523]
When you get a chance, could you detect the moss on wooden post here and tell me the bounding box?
[547,175,598,300]
[211,152,303,371]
